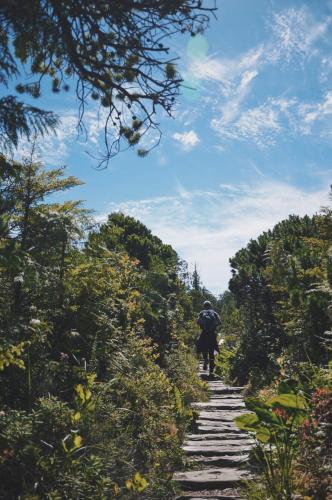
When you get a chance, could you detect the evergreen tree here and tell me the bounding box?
[87,213,193,351]
[189,263,218,313]
[192,263,201,291]
[227,211,332,386]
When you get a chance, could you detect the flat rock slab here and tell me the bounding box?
[192,402,245,410]
[209,394,245,400]
[186,433,253,441]
[188,454,249,466]
[209,399,245,406]
[197,420,243,430]
[182,495,230,500]
[184,444,252,456]
[178,496,243,500]
[206,382,243,388]
[177,489,244,499]
[197,425,245,435]
[185,439,253,448]
[207,386,244,394]
[197,410,247,422]
[174,468,251,490]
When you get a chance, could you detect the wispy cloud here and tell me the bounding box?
[212,100,281,146]
[268,7,331,63]
[99,180,330,294]
[172,130,200,150]
[16,113,77,163]
[182,5,332,150]
[16,106,110,164]
[186,47,263,123]
[298,91,332,133]
[187,46,263,93]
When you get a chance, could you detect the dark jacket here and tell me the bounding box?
[196,308,221,353]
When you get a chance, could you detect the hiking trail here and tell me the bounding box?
[173,363,253,499]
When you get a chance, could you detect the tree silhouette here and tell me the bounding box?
[0,0,216,165]
[192,263,201,291]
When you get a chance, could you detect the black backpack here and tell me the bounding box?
[200,310,217,333]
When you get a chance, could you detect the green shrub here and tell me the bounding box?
[236,384,307,499]
[163,345,207,405]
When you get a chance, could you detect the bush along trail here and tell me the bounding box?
[0,156,215,499]
[212,196,332,500]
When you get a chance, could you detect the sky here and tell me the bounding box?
[12,0,332,294]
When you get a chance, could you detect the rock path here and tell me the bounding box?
[173,364,252,499]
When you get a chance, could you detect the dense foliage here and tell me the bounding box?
[216,202,332,499]
[218,211,332,388]
[1,151,330,499]
[0,155,206,498]
[0,0,216,164]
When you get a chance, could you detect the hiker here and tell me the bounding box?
[196,300,221,377]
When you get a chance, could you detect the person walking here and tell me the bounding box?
[196,300,221,377]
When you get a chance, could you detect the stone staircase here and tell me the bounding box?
[173,364,252,499]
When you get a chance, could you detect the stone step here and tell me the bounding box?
[177,491,244,500]
[186,433,252,441]
[192,402,245,410]
[208,399,245,405]
[185,439,253,448]
[184,443,252,456]
[178,497,241,500]
[207,385,244,394]
[174,468,251,490]
[197,411,247,422]
[188,454,249,467]
[208,394,244,400]
[197,419,244,429]
[207,381,242,386]
[196,423,246,434]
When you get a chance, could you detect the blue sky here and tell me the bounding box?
[14,0,332,294]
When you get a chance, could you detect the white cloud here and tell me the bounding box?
[184,50,263,145]
[187,48,262,120]
[16,109,105,164]
[16,113,77,164]
[188,47,264,90]
[210,87,332,147]
[99,180,330,294]
[269,7,331,63]
[298,91,332,129]
[235,105,280,144]
[220,70,259,125]
[172,130,200,150]
[212,101,281,146]
[15,105,120,165]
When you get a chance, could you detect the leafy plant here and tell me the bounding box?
[0,341,27,371]
[296,385,332,499]
[236,385,307,499]
[214,346,236,382]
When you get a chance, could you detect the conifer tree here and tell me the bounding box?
[0,0,216,164]
[192,263,201,291]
